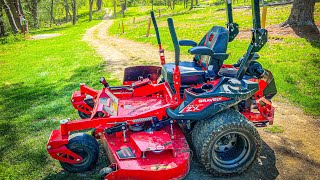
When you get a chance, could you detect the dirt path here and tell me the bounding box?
[83,10,320,179]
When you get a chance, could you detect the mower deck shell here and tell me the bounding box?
[100,125,190,180]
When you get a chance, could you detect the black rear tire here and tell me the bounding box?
[60,133,99,173]
[78,98,94,119]
[192,109,261,176]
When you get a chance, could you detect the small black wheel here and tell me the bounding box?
[99,167,114,180]
[60,133,99,173]
[192,109,261,176]
[78,98,94,119]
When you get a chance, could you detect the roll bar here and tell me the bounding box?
[167,18,180,66]
[150,11,166,65]
[151,11,161,45]
[236,0,268,80]
[167,18,181,102]
[225,0,239,42]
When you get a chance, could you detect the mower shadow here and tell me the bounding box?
[185,140,279,180]
[43,139,278,180]
[43,143,110,180]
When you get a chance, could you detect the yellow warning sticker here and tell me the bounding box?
[150,164,172,170]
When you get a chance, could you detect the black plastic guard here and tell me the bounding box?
[123,66,162,82]
[166,99,238,120]
[167,77,259,120]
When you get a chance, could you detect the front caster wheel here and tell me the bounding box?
[99,167,114,180]
[60,133,99,173]
[192,109,261,176]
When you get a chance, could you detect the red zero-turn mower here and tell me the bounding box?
[46,0,277,179]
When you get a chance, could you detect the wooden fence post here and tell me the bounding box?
[261,6,267,28]
[133,17,135,24]
[158,9,161,17]
[146,17,151,37]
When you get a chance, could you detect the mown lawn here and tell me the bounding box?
[109,3,320,116]
[0,10,119,179]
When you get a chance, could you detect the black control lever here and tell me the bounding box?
[100,77,109,88]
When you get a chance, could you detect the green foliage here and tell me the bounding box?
[109,3,320,115]
[0,10,119,179]
[0,33,25,44]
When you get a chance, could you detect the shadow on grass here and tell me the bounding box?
[31,27,69,35]
[0,82,58,159]
[42,138,279,180]
[0,63,118,178]
[185,140,279,180]
[290,25,320,48]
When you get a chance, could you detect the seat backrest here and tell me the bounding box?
[194,26,229,68]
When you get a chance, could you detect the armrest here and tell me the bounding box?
[188,46,214,56]
[189,46,229,60]
[179,40,197,47]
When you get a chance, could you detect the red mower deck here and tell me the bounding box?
[100,125,190,179]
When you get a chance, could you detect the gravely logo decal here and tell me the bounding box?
[180,97,230,113]
[198,97,226,103]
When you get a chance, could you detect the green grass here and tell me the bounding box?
[109,4,320,116]
[264,125,285,133]
[0,10,119,179]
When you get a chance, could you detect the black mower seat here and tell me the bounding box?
[162,26,229,85]
[162,61,205,85]
[194,26,229,69]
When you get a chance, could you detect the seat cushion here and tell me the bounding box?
[162,62,205,85]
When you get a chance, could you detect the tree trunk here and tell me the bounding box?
[89,0,93,21]
[190,0,194,10]
[16,0,28,32]
[195,0,198,5]
[2,0,19,33]
[72,0,77,25]
[121,3,125,17]
[0,4,5,37]
[285,0,315,26]
[64,0,69,21]
[30,0,39,28]
[96,0,102,10]
[113,0,116,18]
[50,0,54,27]
[7,0,22,29]
[283,0,320,41]
[151,0,153,10]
